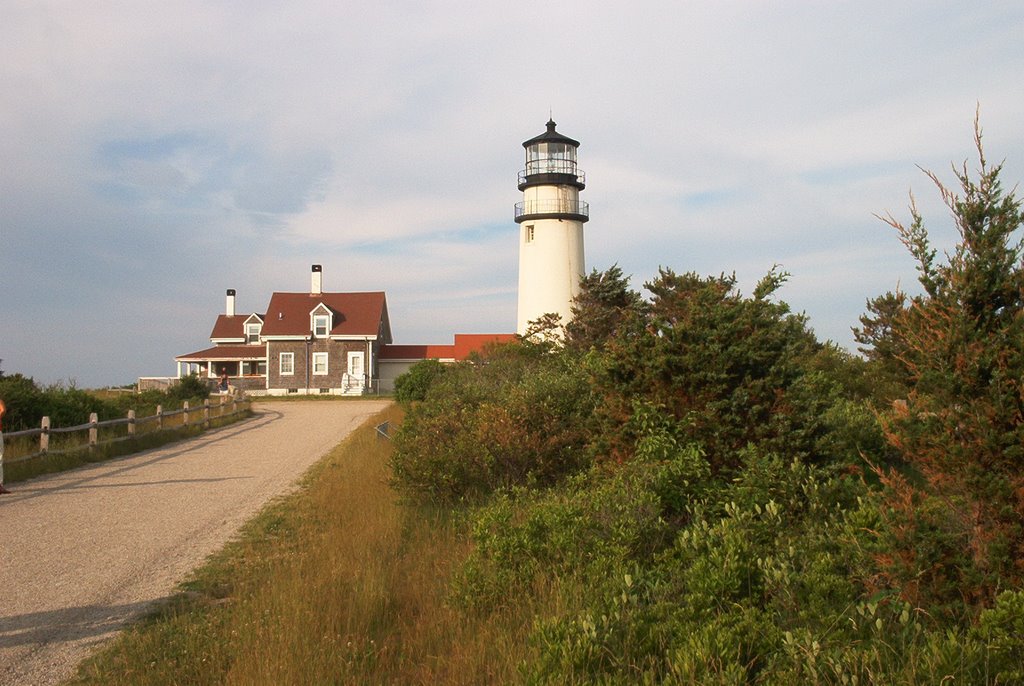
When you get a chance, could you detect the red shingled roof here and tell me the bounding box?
[452,333,516,359]
[260,291,389,339]
[379,333,515,361]
[210,313,264,340]
[210,315,246,340]
[379,344,457,361]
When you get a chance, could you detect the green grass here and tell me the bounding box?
[69,404,545,685]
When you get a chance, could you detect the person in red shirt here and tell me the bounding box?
[0,398,9,494]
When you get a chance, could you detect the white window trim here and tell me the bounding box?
[313,314,329,337]
[280,352,295,376]
[312,352,329,376]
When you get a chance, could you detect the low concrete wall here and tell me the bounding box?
[138,377,177,392]
[379,360,417,393]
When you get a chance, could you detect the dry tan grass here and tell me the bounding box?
[71,404,540,685]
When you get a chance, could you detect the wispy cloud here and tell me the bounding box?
[2,1,1023,385]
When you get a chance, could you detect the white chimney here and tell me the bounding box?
[226,289,236,317]
[311,264,323,295]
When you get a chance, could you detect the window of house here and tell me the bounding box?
[242,361,268,376]
[280,352,294,375]
[313,314,329,337]
[312,352,328,375]
[246,323,261,344]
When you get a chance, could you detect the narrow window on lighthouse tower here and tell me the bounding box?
[525,225,535,243]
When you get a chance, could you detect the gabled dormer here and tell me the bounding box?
[310,303,334,338]
[243,313,264,344]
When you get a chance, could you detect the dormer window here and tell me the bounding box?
[246,323,261,344]
[313,314,330,337]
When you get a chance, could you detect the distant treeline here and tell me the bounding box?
[0,372,210,431]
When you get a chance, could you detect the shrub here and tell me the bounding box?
[168,373,210,403]
[0,374,124,429]
[0,373,210,433]
[0,373,47,430]
[970,590,1024,683]
[393,359,447,403]
[486,440,882,683]
[591,267,834,470]
[390,342,594,503]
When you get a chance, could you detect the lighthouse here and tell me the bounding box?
[514,119,589,335]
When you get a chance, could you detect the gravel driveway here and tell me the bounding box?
[0,399,391,686]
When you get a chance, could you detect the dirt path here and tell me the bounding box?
[0,399,390,686]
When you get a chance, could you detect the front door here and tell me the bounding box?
[347,351,365,390]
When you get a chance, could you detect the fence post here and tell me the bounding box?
[156,404,163,431]
[128,409,136,438]
[41,416,50,454]
[183,401,189,428]
[203,399,210,428]
[89,412,98,448]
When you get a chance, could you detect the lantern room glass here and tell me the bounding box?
[526,141,577,176]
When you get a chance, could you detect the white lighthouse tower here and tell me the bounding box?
[515,119,589,335]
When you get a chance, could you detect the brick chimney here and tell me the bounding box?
[311,264,323,295]
[226,288,236,316]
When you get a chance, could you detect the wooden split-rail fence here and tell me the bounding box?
[4,395,251,464]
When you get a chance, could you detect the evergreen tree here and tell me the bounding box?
[565,265,647,351]
[592,267,828,468]
[865,118,1024,610]
[852,289,913,402]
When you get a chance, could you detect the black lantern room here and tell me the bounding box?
[518,119,586,192]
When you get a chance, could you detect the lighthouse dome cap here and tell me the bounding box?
[522,119,580,148]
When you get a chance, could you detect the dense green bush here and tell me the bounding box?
[391,340,595,503]
[0,373,122,430]
[590,267,855,471]
[0,372,210,431]
[393,359,447,403]
[457,421,887,682]
[0,373,49,430]
[462,431,1023,683]
[167,373,211,403]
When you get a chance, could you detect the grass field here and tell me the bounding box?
[69,404,542,685]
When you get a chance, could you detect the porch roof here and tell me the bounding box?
[176,345,267,362]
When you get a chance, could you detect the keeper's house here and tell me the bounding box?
[175,265,512,395]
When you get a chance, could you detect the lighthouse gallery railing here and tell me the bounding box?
[514,199,590,220]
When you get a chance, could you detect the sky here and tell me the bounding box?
[2,1,1023,388]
